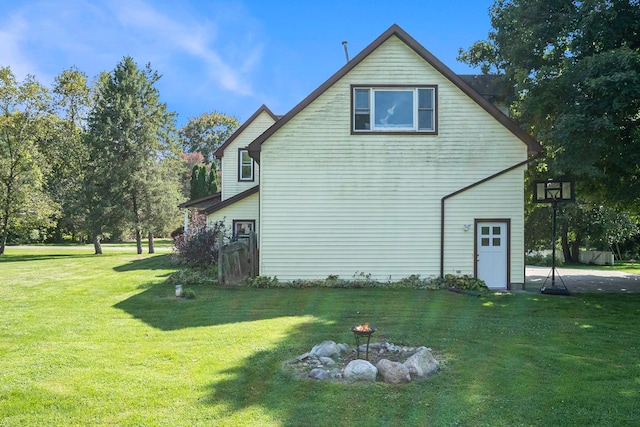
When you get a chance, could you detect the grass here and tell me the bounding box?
[1,247,639,426]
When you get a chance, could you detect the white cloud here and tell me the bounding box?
[0,0,263,98]
[105,0,258,96]
[0,13,40,79]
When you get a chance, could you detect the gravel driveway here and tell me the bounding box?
[525,266,640,293]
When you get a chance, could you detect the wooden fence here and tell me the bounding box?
[217,232,258,285]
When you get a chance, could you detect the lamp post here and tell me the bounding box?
[533,179,574,295]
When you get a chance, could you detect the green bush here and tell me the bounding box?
[166,266,218,286]
[248,275,280,288]
[242,273,484,291]
[434,274,488,291]
[182,288,196,299]
[526,253,564,267]
[171,216,226,268]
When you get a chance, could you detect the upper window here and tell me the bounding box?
[238,149,254,181]
[353,86,436,133]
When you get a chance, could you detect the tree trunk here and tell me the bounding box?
[94,235,102,255]
[132,193,143,255]
[135,229,142,255]
[148,231,155,254]
[571,239,580,263]
[0,230,7,256]
[1,194,10,255]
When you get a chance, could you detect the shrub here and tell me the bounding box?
[182,288,197,299]
[170,226,184,239]
[242,273,480,290]
[526,253,564,267]
[172,214,226,268]
[248,276,279,288]
[166,266,218,286]
[435,274,488,291]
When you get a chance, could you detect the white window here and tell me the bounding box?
[238,149,254,181]
[233,219,255,238]
[353,87,436,133]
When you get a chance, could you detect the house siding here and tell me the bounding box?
[444,169,526,285]
[220,111,274,201]
[206,192,259,234]
[258,36,529,282]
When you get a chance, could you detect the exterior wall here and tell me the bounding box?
[444,168,526,286]
[206,192,259,234]
[220,111,274,201]
[259,36,529,281]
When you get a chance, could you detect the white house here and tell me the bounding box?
[203,24,543,290]
[203,105,277,238]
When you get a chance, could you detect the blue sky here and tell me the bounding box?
[0,0,495,126]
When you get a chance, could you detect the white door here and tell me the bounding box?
[476,222,507,289]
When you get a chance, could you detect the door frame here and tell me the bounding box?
[474,218,511,289]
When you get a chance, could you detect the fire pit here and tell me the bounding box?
[351,323,377,360]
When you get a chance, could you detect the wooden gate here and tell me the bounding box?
[217,232,258,285]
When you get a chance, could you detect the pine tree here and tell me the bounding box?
[85,57,179,254]
[208,162,219,194]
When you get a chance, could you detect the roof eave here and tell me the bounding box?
[214,105,278,159]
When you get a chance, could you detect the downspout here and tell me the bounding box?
[439,155,541,278]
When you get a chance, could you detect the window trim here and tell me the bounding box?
[232,219,256,239]
[351,85,438,135]
[238,148,254,182]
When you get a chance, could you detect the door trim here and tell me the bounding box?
[474,218,511,289]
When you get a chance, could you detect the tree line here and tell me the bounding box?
[459,0,640,260]
[0,57,238,255]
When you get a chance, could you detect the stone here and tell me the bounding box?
[403,346,439,380]
[310,341,341,358]
[287,352,310,364]
[319,356,336,367]
[376,359,411,384]
[308,368,329,380]
[337,343,351,353]
[343,359,377,382]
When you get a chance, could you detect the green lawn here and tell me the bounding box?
[1,248,639,426]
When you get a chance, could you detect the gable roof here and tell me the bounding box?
[248,24,544,160]
[214,104,278,159]
[203,185,259,215]
[178,192,221,209]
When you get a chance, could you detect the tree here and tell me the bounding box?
[459,0,640,211]
[526,199,639,262]
[0,67,58,255]
[208,161,219,194]
[179,151,205,198]
[190,164,206,200]
[42,67,91,242]
[140,156,183,254]
[179,112,239,164]
[189,163,218,200]
[85,57,179,254]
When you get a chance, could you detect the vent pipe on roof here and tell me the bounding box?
[342,41,349,63]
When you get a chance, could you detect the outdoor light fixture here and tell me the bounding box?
[533,179,574,295]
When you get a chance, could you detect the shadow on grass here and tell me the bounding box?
[0,253,96,263]
[199,291,640,426]
[113,279,640,425]
[113,254,174,272]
